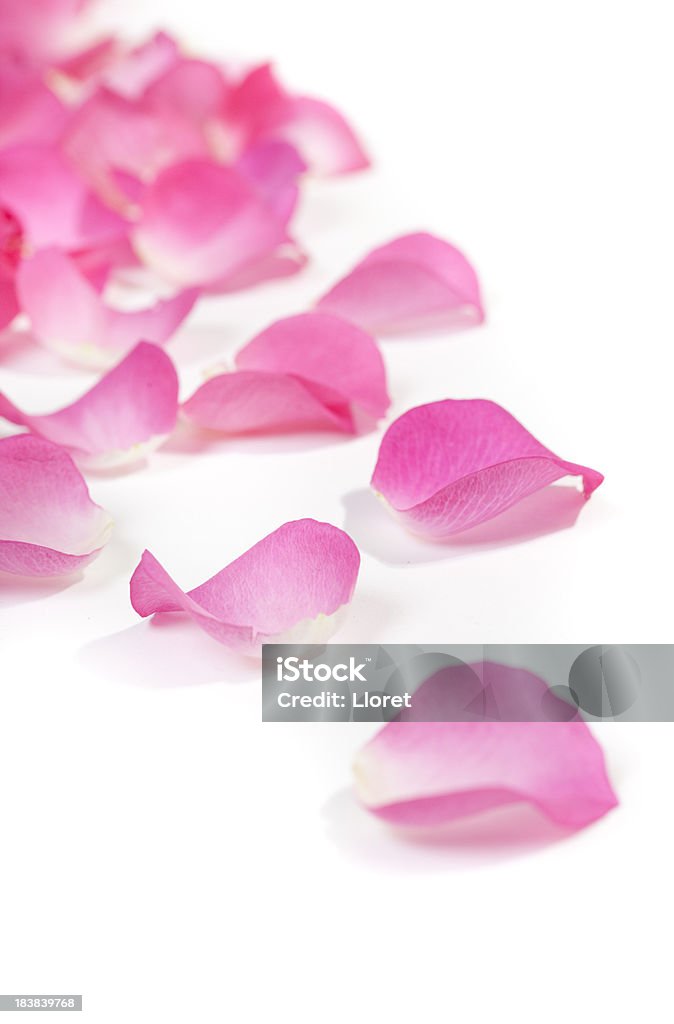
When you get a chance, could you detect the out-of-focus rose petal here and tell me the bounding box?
[132,158,298,290]
[0,61,69,147]
[236,140,306,225]
[371,399,604,538]
[0,434,112,578]
[0,342,178,470]
[354,662,618,830]
[17,248,197,368]
[143,55,230,122]
[183,312,389,435]
[102,31,181,98]
[130,519,360,653]
[0,207,23,330]
[227,63,369,176]
[0,282,18,331]
[0,0,90,63]
[317,232,484,333]
[0,144,126,251]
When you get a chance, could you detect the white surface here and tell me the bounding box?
[1,1,673,1021]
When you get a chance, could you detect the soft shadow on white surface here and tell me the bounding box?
[79,617,258,688]
[323,788,576,871]
[161,418,363,457]
[0,571,83,608]
[0,327,90,377]
[343,485,587,566]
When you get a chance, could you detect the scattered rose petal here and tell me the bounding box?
[0,434,112,578]
[354,662,618,830]
[227,63,369,176]
[132,158,302,290]
[236,140,306,225]
[130,519,360,653]
[0,0,90,63]
[16,248,197,368]
[0,342,178,470]
[0,144,126,251]
[317,232,484,333]
[183,312,389,435]
[371,399,603,538]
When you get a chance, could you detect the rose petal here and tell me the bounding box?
[143,55,230,123]
[132,158,299,290]
[236,140,306,225]
[227,63,369,176]
[102,31,181,99]
[130,519,360,653]
[371,399,604,538]
[0,207,22,330]
[0,434,112,577]
[317,232,485,333]
[182,312,389,435]
[0,281,19,332]
[0,342,178,470]
[354,662,618,830]
[0,144,126,251]
[16,248,197,368]
[0,0,90,63]
[0,61,69,148]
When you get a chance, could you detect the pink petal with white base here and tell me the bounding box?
[17,249,197,368]
[0,342,178,470]
[354,663,618,831]
[0,435,112,578]
[183,312,389,434]
[371,399,603,538]
[227,63,369,176]
[317,232,484,333]
[0,145,126,251]
[133,159,299,290]
[130,519,360,654]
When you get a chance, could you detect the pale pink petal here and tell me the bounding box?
[130,519,360,654]
[354,663,618,830]
[371,399,604,538]
[0,61,69,148]
[236,140,306,225]
[0,144,126,251]
[227,63,369,176]
[0,0,90,62]
[102,31,181,99]
[0,281,18,331]
[0,342,178,470]
[17,249,197,368]
[0,434,112,578]
[317,232,485,333]
[132,159,296,290]
[183,312,390,434]
[143,56,230,122]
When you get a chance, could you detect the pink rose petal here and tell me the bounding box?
[182,312,389,435]
[227,63,369,176]
[143,55,230,123]
[130,519,360,654]
[0,60,69,148]
[236,140,306,225]
[371,399,604,538]
[0,207,22,330]
[317,232,485,333]
[0,0,90,63]
[16,248,197,368]
[0,144,127,251]
[102,31,181,99]
[0,342,178,470]
[355,669,618,832]
[0,434,112,578]
[132,158,300,290]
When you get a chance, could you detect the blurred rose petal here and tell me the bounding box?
[0,434,112,578]
[183,312,389,435]
[317,232,484,333]
[0,207,22,330]
[130,520,360,653]
[0,60,69,148]
[17,248,197,368]
[133,158,302,290]
[371,399,603,538]
[0,342,178,470]
[0,0,90,63]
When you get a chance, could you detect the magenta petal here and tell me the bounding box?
[133,159,296,290]
[0,145,126,252]
[130,519,360,653]
[317,232,484,334]
[0,342,178,470]
[371,399,604,538]
[16,249,197,368]
[354,685,618,831]
[183,312,390,434]
[0,63,69,148]
[0,435,112,578]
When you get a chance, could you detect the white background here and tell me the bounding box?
[1,1,673,1021]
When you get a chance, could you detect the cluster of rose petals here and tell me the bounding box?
[372,399,604,538]
[0,434,112,576]
[183,312,390,435]
[354,662,618,830]
[0,342,178,469]
[317,232,484,333]
[130,519,361,654]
